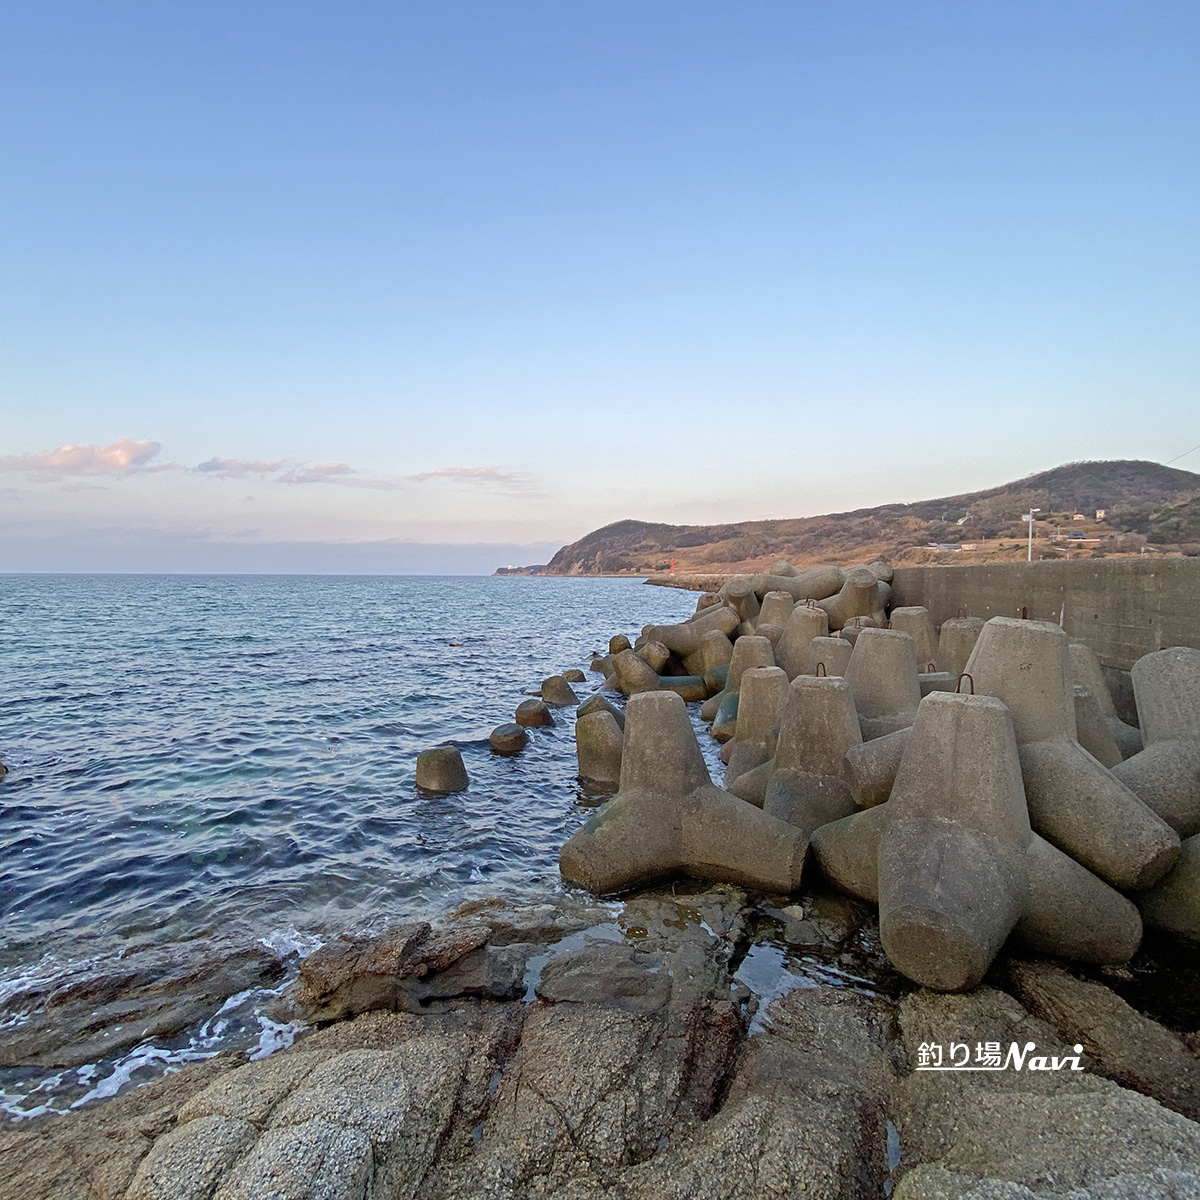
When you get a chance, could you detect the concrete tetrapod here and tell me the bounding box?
[576,692,625,730]
[963,617,1076,742]
[636,641,670,673]
[542,675,580,707]
[558,691,808,894]
[1018,739,1180,891]
[812,808,1142,964]
[774,605,829,680]
[724,666,789,788]
[1012,833,1143,963]
[877,692,1031,992]
[735,566,844,604]
[888,606,938,668]
[809,804,890,902]
[761,675,862,838]
[575,711,624,785]
[918,670,958,697]
[816,567,880,631]
[515,699,554,728]
[844,628,921,740]
[1131,646,1200,744]
[722,578,761,627]
[754,622,784,649]
[800,636,853,678]
[710,635,775,743]
[611,649,662,697]
[1112,740,1200,837]
[489,724,529,756]
[1137,833,1200,940]
[1068,640,1142,759]
[698,629,734,675]
[936,616,985,677]
[1072,684,1123,768]
[964,618,1180,891]
[842,726,912,808]
[415,746,469,794]
[641,604,740,658]
[757,589,795,631]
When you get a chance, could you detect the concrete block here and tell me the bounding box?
[1069,640,1143,759]
[558,691,808,894]
[1073,684,1123,768]
[1132,646,1200,744]
[809,804,890,902]
[1111,740,1200,837]
[918,671,958,697]
[936,616,985,677]
[962,616,1076,743]
[1013,833,1143,964]
[515,699,554,727]
[774,605,829,680]
[1137,833,1200,940]
[878,693,1030,991]
[416,746,469,794]
[575,710,624,785]
[800,636,853,678]
[576,692,625,730]
[845,628,921,740]
[761,675,862,837]
[611,648,662,697]
[816,566,880,631]
[889,606,938,668]
[489,724,529,756]
[758,589,795,630]
[542,675,580,706]
[842,726,911,808]
[725,666,789,787]
[1019,738,1180,891]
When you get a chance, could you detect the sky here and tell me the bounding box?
[2,1,1197,573]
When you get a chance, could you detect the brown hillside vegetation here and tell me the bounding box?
[535,460,1200,576]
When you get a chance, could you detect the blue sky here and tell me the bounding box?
[2,1,1197,571]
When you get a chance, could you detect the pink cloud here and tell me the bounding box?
[0,438,163,475]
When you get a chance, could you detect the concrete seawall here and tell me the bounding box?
[890,559,1200,670]
[648,559,1200,722]
[891,558,1200,723]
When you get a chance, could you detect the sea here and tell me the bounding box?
[0,573,699,1119]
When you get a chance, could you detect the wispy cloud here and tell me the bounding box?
[0,438,164,476]
[194,457,288,478]
[194,457,354,484]
[407,466,535,492]
[2,439,536,498]
[277,462,355,484]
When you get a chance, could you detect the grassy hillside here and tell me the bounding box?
[536,460,1200,576]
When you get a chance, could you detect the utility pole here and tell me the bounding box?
[1023,508,1041,562]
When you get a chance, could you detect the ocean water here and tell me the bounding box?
[0,573,697,1117]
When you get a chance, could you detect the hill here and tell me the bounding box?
[534,460,1200,576]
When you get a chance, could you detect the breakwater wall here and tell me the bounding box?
[889,558,1200,670]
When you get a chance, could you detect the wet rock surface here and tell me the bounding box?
[4,884,1198,1200]
[0,943,286,1070]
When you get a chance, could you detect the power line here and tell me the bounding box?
[1164,442,1200,466]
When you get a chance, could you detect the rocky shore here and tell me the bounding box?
[2,880,1199,1200]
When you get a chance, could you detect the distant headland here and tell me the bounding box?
[496,460,1200,578]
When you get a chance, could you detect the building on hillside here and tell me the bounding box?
[1096,508,1107,519]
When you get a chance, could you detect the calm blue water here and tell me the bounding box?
[0,574,696,1114]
